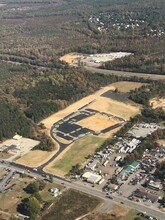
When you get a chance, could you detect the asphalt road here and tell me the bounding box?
[85,66,165,81]
[0,160,165,220]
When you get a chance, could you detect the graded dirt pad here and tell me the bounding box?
[16,150,57,167]
[60,53,83,65]
[110,81,146,93]
[41,85,115,129]
[150,97,165,110]
[76,113,118,131]
[89,97,140,120]
[60,52,132,67]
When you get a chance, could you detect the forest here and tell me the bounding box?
[0,0,165,146]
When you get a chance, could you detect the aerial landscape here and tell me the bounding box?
[0,0,165,220]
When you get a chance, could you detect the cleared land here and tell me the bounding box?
[76,113,119,132]
[42,189,102,220]
[81,206,138,220]
[45,135,104,176]
[16,150,57,167]
[60,52,132,68]
[109,81,146,93]
[41,84,115,129]
[150,97,165,110]
[89,97,140,120]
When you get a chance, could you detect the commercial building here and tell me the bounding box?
[82,172,102,184]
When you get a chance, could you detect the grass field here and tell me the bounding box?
[89,97,140,120]
[41,189,102,220]
[110,81,146,93]
[45,135,104,176]
[76,113,119,132]
[39,182,64,202]
[16,149,57,167]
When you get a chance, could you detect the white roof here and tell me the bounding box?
[13,134,22,140]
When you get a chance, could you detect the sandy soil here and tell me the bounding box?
[41,85,115,129]
[150,97,165,110]
[16,150,57,167]
[60,53,83,65]
[76,113,118,131]
[89,97,140,120]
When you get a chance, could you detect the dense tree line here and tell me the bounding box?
[102,54,165,75]
[34,133,55,151]
[155,161,165,181]
[14,69,122,122]
[0,100,32,141]
[130,82,165,105]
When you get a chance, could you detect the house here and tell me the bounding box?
[49,187,59,197]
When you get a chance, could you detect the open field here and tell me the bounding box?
[0,176,32,214]
[89,97,140,120]
[76,113,119,132]
[81,206,138,220]
[45,135,104,176]
[109,81,147,93]
[150,97,165,110]
[16,149,57,167]
[41,189,102,220]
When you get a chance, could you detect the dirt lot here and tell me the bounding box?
[150,97,165,110]
[60,52,132,68]
[16,149,57,167]
[60,53,83,65]
[89,97,140,120]
[110,81,146,93]
[76,113,119,132]
[1,137,40,161]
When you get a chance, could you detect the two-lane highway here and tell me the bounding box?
[0,160,165,220]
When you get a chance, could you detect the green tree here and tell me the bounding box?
[19,196,40,220]
[25,182,39,194]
